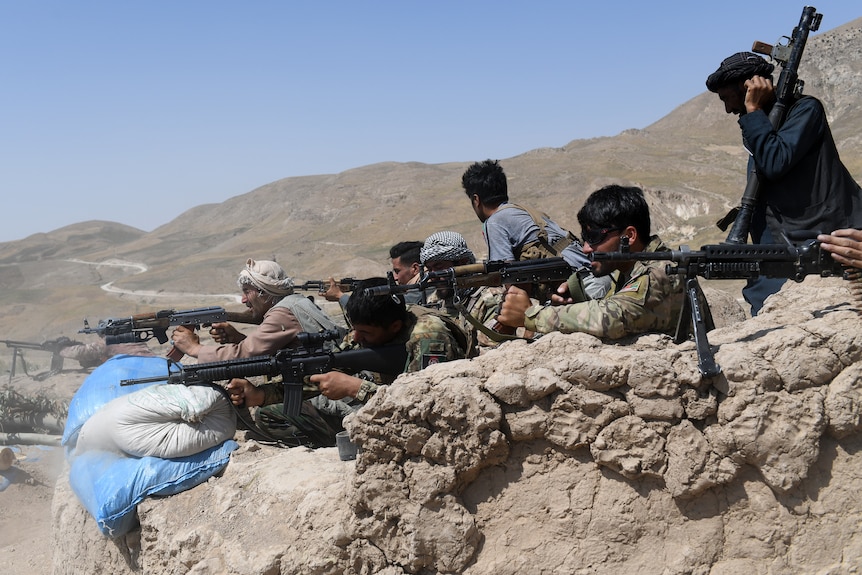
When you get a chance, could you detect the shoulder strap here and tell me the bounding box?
[407,304,471,357]
[508,203,575,257]
[507,203,550,244]
[452,300,525,344]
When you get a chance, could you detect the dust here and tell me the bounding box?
[0,369,88,575]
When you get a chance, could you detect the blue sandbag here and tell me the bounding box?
[63,355,180,448]
[69,440,238,537]
[63,354,238,537]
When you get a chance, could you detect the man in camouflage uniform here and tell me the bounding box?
[419,231,510,356]
[497,185,684,338]
[228,277,464,444]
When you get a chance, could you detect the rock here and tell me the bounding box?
[0,446,15,470]
[51,278,862,574]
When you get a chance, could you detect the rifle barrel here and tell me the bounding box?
[592,241,845,282]
[365,258,575,296]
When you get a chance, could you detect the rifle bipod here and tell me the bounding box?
[673,277,721,378]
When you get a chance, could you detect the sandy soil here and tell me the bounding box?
[0,369,89,575]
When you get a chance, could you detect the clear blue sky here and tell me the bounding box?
[1,1,858,242]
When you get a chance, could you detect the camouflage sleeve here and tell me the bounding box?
[404,315,465,372]
[524,265,682,339]
[468,286,503,325]
[260,382,284,406]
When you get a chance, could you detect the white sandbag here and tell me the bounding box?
[76,384,236,459]
[63,355,177,448]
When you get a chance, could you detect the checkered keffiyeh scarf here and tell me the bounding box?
[420,231,476,265]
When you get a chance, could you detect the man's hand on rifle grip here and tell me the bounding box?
[496,285,531,328]
[311,371,362,401]
[170,325,201,358]
[550,280,574,305]
[323,277,346,302]
[225,378,264,407]
[818,229,862,270]
[743,76,775,114]
[209,322,244,344]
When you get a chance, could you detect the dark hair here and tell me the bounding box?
[577,185,651,241]
[346,277,408,328]
[461,159,508,206]
[389,241,424,265]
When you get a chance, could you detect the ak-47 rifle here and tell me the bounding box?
[366,258,582,342]
[366,257,578,298]
[79,306,260,361]
[118,330,408,417]
[2,337,83,383]
[296,278,360,293]
[592,235,849,377]
[719,5,822,243]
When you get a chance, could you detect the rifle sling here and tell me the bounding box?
[453,300,526,343]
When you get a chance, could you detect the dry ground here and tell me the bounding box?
[1,367,97,575]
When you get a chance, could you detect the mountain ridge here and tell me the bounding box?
[0,17,859,342]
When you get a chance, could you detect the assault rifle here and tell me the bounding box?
[2,337,83,383]
[296,278,360,293]
[119,330,408,417]
[592,236,848,377]
[366,257,578,298]
[719,5,822,243]
[79,306,260,361]
[366,258,582,342]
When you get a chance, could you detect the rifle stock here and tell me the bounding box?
[119,342,408,418]
[722,6,822,244]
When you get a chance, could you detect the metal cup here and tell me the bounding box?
[335,430,357,461]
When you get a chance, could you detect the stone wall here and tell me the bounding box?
[52,277,862,574]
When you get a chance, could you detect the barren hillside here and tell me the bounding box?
[0,17,859,345]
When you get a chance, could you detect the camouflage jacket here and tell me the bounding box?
[261,309,464,406]
[524,236,684,338]
[420,286,504,356]
[345,310,464,372]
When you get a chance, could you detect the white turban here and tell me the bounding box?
[237,258,294,297]
[420,231,476,265]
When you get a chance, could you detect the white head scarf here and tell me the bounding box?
[236,258,294,297]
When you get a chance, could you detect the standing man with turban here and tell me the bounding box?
[171,258,343,361]
[706,51,862,315]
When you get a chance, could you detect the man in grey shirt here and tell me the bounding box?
[461,159,611,301]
